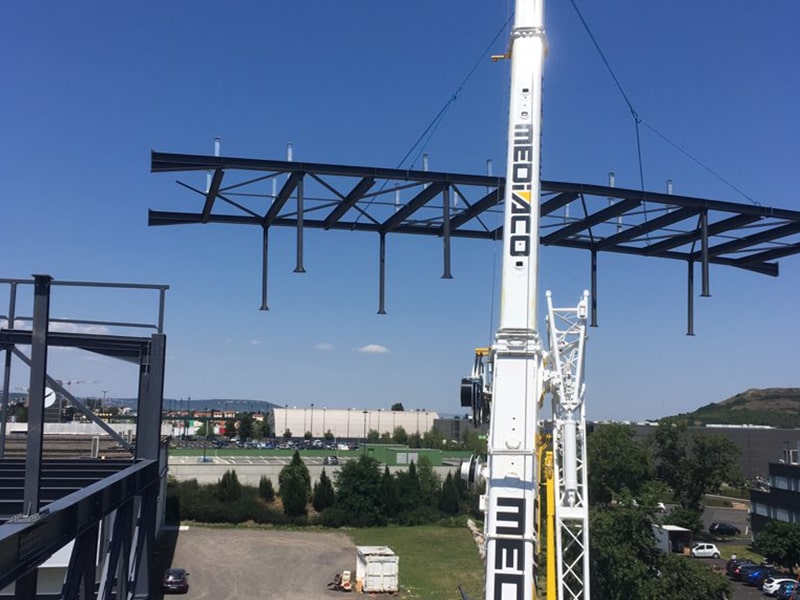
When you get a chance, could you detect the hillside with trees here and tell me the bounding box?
[666,387,800,427]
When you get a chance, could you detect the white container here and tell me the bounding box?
[355,546,399,593]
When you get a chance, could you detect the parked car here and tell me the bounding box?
[733,563,764,582]
[776,581,799,600]
[709,521,741,536]
[763,577,798,597]
[655,502,668,514]
[743,566,785,587]
[690,543,721,559]
[323,455,338,465]
[725,557,754,576]
[161,568,189,593]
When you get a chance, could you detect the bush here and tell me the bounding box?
[312,470,335,512]
[281,469,309,517]
[259,475,275,501]
[318,505,352,528]
[217,469,242,501]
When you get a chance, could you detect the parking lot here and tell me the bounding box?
[157,526,356,600]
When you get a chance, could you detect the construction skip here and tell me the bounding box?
[355,546,399,593]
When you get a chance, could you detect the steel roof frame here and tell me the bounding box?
[149,151,800,331]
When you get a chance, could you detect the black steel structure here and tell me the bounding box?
[0,278,168,600]
[149,151,800,332]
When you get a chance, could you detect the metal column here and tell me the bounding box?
[16,274,52,600]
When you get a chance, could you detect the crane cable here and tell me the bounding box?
[396,14,514,172]
[567,0,758,207]
[353,14,512,225]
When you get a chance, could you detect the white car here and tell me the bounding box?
[690,543,720,558]
[763,577,796,596]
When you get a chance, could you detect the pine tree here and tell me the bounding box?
[379,466,399,517]
[439,472,460,514]
[312,469,336,512]
[279,450,311,494]
[217,469,242,501]
[259,475,275,501]
[281,469,308,517]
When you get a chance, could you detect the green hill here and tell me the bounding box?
[668,388,800,428]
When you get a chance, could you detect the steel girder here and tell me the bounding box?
[149,151,800,272]
[0,458,158,589]
[149,151,800,323]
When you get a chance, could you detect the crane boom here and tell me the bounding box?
[482,2,547,600]
[464,2,592,599]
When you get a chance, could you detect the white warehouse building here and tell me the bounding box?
[270,407,439,440]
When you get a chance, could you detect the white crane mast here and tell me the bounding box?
[482,1,546,599]
[475,0,591,599]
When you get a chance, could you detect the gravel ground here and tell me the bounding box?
[161,526,357,600]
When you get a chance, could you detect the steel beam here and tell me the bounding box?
[541,199,640,245]
[323,177,375,229]
[24,276,51,517]
[595,206,697,250]
[201,169,224,223]
[294,175,306,273]
[643,214,761,256]
[697,220,800,259]
[449,187,503,230]
[378,233,386,315]
[441,185,452,279]
[263,172,301,227]
[0,459,158,589]
[135,334,166,461]
[380,181,446,233]
[539,191,579,216]
[152,151,500,187]
[261,226,269,310]
[61,523,99,600]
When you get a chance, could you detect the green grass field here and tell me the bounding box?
[348,525,485,600]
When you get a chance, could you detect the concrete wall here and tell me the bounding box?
[167,458,457,487]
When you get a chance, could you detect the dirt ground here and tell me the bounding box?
[160,526,358,600]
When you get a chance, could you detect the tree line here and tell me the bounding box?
[587,420,800,598]
[169,450,481,527]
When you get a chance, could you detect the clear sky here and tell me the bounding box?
[2,1,798,421]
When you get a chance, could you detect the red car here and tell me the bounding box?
[161,568,189,593]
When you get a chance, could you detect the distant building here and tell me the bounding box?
[268,407,439,440]
[750,443,800,538]
[625,422,800,480]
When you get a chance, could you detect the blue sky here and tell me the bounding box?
[2,1,798,421]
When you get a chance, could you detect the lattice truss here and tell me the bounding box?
[151,152,800,277]
[546,292,591,600]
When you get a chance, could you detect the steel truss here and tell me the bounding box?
[0,277,168,599]
[149,151,800,330]
[545,292,590,600]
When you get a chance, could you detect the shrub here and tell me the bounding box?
[259,475,275,501]
[281,469,309,517]
[217,469,242,501]
[312,469,335,512]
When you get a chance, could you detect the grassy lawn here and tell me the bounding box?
[722,543,765,562]
[348,525,485,600]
